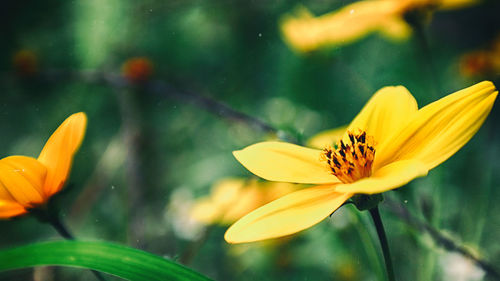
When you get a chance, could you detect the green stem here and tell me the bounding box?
[369,206,396,281]
[45,209,108,281]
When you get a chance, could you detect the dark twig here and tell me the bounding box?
[146,80,277,135]
[384,198,500,280]
[39,69,284,138]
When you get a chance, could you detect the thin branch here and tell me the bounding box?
[39,69,284,138]
[384,198,500,280]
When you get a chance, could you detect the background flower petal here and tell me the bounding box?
[224,185,351,243]
[38,112,87,196]
[375,81,498,170]
[306,125,347,149]
[233,142,339,184]
[347,85,418,150]
[335,159,428,194]
[0,156,47,207]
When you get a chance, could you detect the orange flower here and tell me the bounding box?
[121,57,154,83]
[0,113,87,218]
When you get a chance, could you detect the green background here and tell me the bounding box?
[1,0,499,280]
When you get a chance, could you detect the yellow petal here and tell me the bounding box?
[379,17,412,40]
[190,198,220,224]
[438,0,479,10]
[347,85,418,149]
[0,200,27,219]
[38,112,87,196]
[375,81,498,170]
[280,1,407,52]
[0,156,48,207]
[224,185,351,243]
[220,186,262,225]
[233,142,339,184]
[306,125,347,149]
[335,159,428,194]
[211,178,245,206]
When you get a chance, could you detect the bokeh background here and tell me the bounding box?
[1,0,499,280]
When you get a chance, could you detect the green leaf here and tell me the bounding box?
[0,240,213,281]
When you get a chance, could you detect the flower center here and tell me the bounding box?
[321,130,375,183]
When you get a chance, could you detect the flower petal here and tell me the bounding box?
[233,142,339,184]
[375,81,498,170]
[280,1,406,52]
[306,125,347,149]
[0,200,27,219]
[0,156,47,207]
[224,185,351,243]
[38,112,87,196]
[379,17,412,40]
[347,85,418,148]
[335,159,428,194]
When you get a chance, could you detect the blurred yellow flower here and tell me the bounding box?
[191,178,298,225]
[280,0,479,52]
[225,81,497,243]
[460,36,500,78]
[0,113,87,218]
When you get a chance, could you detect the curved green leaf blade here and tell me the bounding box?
[0,240,213,281]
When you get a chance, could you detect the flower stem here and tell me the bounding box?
[45,209,107,281]
[47,213,74,240]
[369,206,396,281]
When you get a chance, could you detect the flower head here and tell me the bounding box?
[280,0,478,52]
[225,81,497,243]
[0,113,87,218]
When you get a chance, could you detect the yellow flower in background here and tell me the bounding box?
[225,81,497,243]
[306,125,348,149]
[191,178,298,226]
[280,0,479,52]
[0,113,87,218]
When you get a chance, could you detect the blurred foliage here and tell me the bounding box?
[0,0,499,280]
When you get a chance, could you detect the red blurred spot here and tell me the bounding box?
[12,50,38,76]
[121,57,154,83]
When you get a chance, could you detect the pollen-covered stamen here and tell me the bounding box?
[321,130,375,183]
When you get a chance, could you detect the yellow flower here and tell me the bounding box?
[225,81,497,243]
[191,178,298,226]
[0,113,87,218]
[280,0,478,52]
